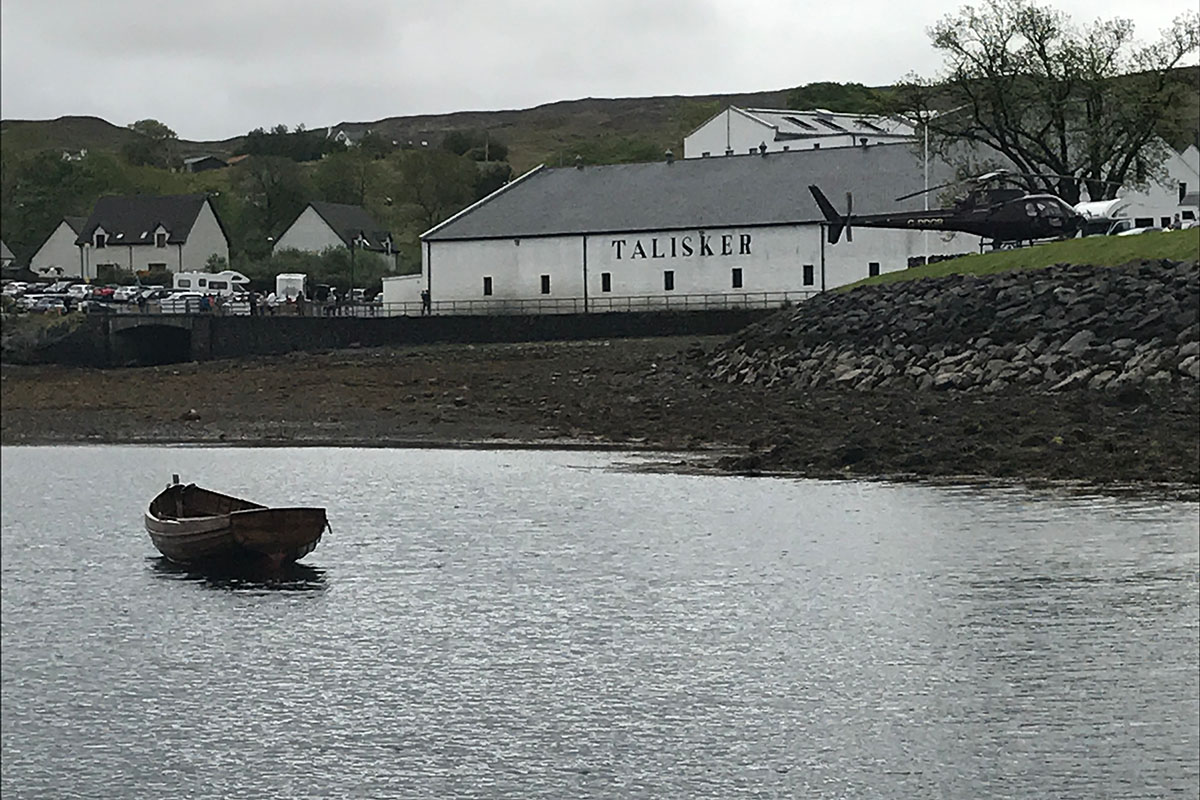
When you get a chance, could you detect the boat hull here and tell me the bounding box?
[145,483,326,566]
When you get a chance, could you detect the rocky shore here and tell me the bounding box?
[2,261,1197,497]
[708,259,1200,395]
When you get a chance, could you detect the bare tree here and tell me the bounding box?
[896,0,1198,203]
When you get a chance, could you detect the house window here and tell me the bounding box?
[1180,182,1188,203]
[868,262,880,277]
[155,232,167,248]
[94,233,107,248]
[540,275,550,294]
[663,270,675,291]
[601,272,612,293]
[802,264,814,286]
[483,276,493,296]
[731,268,743,289]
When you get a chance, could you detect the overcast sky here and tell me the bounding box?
[1,0,1195,142]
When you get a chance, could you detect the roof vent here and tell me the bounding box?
[665,149,674,164]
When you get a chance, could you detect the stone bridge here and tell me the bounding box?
[55,308,775,367]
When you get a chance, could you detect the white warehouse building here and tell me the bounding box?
[683,107,915,159]
[382,142,980,315]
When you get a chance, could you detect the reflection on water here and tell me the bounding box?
[1,445,1197,800]
[147,556,328,593]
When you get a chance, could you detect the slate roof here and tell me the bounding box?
[737,108,914,142]
[425,142,957,241]
[64,216,88,234]
[75,194,217,246]
[307,201,394,252]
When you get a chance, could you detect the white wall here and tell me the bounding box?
[273,206,345,254]
[30,221,84,277]
[1116,149,1200,227]
[180,200,229,271]
[417,223,981,313]
[684,109,775,159]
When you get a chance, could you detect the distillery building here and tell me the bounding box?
[381,141,980,315]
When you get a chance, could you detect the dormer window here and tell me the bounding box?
[156,232,167,248]
[94,233,107,248]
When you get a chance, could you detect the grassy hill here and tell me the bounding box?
[844,228,1200,291]
[2,67,1194,173]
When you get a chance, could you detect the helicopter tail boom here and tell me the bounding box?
[808,185,850,244]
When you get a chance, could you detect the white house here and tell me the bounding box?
[30,216,87,277]
[382,143,981,315]
[683,107,915,159]
[0,239,14,270]
[273,201,396,258]
[75,194,230,281]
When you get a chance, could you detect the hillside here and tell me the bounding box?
[2,67,1195,174]
[0,89,793,174]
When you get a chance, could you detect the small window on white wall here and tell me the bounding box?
[601,273,611,292]
[731,268,743,289]
[483,276,493,296]
[540,275,550,294]
[868,262,880,277]
[802,264,814,286]
[663,271,675,291]
[155,232,167,248]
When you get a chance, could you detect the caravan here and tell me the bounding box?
[173,270,250,296]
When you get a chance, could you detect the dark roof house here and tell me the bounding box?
[75,194,226,246]
[306,201,395,251]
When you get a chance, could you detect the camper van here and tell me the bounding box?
[173,270,250,296]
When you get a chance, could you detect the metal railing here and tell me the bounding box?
[377,291,816,317]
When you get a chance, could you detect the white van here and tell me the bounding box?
[173,270,250,296]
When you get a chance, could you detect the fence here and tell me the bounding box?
[378,291,817,317]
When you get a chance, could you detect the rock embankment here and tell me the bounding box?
[708,260,1200,395]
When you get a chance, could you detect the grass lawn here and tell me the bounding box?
[844,229,1200,290]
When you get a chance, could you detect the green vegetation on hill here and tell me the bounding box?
[844,230,1200,290]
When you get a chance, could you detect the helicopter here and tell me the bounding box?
[808,170,1093,249]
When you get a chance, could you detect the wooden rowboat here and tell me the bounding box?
[145,475,327,566]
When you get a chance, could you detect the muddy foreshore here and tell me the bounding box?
[2,335,1197,499]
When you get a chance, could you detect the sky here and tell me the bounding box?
[1,0,1196,142]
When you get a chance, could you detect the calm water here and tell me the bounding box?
[1,445,1197,799]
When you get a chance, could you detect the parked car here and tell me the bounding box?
[29,296,67,314]
[66,284,92,300]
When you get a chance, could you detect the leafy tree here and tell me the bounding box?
[895,0,1199,202]
[233,156,313,256]
[786,82,896,114]
[314,149,374,206]
[356,131,395,159]
[389,149,478,231]
[473,161,513,201]
[122,118,180,169]
[238,124,340,162]
[442,129,509,162]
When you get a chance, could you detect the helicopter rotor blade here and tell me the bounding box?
[895,180,960,202]
[845,192,854,242]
